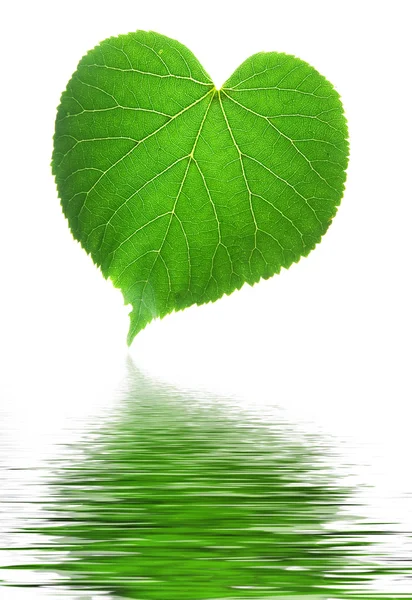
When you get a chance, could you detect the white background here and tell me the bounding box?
[1,0,411,426]
[0,1,411,595]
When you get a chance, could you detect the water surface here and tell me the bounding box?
[1,365,411,598]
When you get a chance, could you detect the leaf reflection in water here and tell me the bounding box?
[6,363,411,599]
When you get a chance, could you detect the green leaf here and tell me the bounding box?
[53,30,349,343]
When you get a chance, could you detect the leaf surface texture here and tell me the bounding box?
[53,31,349,342]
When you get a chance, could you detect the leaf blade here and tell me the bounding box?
[53,32,349,343]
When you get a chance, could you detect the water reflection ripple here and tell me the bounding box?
[1,366,411,599]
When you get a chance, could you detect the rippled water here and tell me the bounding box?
[1,364,411,599]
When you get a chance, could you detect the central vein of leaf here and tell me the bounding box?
[133,89,216,327]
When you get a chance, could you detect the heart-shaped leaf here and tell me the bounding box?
[53,31,349,343]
